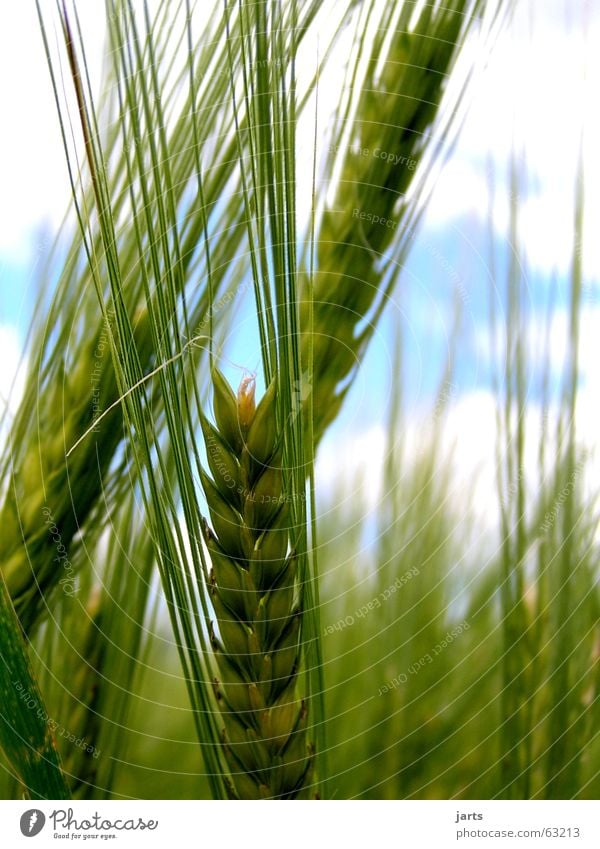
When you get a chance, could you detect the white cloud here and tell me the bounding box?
[317,422,387,513]
[0,3,107,262]
[423,0,600,278]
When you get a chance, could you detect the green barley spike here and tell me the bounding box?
[301,1,480,441]
[200,370,313,799]
[0,309,153,634]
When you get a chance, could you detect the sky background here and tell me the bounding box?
[1,0,598,534]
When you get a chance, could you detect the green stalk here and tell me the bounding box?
[546,144,585,798]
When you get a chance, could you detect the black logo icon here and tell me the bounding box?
[19,810,46,837]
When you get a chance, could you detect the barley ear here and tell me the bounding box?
[201,370,313,799]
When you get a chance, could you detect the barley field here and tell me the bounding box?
[0,0,598,803]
